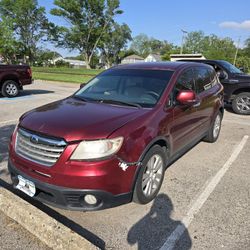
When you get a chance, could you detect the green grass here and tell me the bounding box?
[32,67,102,83]
[33,72,94,83]
[32,67,102,76]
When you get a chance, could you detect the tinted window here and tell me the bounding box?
[194,67,212,93]
[219,60,242,74]
[176,69,195,91]
[75,69,173,108]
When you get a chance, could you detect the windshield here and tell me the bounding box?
[75,69,173,108]
[219,61,242,74]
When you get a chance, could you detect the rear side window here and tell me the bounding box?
[194,67,214,93]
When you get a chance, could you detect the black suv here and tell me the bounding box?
[179,60,250,115]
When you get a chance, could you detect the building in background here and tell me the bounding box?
[50,57,86,68]
[121,54,144,64]
[144,53,162,62]
[170,53,205,61]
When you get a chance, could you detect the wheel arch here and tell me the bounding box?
[231,87,250,97]
[131,136,170,194]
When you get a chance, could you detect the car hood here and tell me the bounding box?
[19,97,149,142]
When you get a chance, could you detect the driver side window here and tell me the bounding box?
[176,69,195,91]
[171,68,195,105]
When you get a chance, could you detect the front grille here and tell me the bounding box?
[15,128,67,167]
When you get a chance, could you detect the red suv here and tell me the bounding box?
[8,62,224,211]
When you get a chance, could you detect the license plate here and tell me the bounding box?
[16,175,36,197]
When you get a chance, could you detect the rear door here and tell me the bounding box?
[193,66,218,133]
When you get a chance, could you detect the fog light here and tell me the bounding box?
[84,194,97,205]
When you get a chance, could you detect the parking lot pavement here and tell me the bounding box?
[0,81,249,249]
[0,211,50,250]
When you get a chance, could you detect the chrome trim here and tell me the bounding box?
[15,128,67,167]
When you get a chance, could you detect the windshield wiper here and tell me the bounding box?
[98,99,142,108]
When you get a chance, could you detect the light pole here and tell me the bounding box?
[180,29,188,54]
[233,37,241,66]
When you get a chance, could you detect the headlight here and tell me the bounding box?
[70,137,123,160]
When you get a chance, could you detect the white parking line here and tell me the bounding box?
[160,135,249,250]
[0,119,17,126]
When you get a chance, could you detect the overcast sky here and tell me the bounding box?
[38,0,250,57]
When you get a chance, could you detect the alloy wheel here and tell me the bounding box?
[6,83,18,96]
[213,114,221,139]
[142,154,163,197]
[236,96,250,113]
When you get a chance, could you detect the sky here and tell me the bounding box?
[38,0,250,57]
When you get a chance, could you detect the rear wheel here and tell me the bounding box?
[2,80,19,97]
[232,92,250,115]
[204,112,222,143]
[133,145,166,204]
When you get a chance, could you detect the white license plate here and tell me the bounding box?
[16,175,36,197]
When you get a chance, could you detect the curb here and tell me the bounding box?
[0,188,96,250]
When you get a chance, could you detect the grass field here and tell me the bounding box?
[32,67,102,83]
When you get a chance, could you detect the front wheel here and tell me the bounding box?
[232,92,250,115]
[133,145,166,204]
[1,80,19,97]
[204,112,222,143]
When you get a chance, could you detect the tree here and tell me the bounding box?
[35,49,61,66]
[183,31,236,63]
[130,34,152,57]
[0,0,51,64]
[50,0,123,69]
[183,31,205,54]
[100,23,132,67]
[0,17,20,63]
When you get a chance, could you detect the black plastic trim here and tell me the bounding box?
[8,160,132,211]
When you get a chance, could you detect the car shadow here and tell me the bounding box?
[19,89,54,97]
[127,193,192,250]
[0,89,54,98]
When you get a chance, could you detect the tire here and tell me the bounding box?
[1,80,19,97]
[203,112,222,143]
[232,92,250,115]
[133,145,166,204]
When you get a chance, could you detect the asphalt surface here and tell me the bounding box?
[0,81,249,250]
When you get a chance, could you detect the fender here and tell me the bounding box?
[129,135,171,194]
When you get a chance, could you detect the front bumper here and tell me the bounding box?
[8,160,132,211]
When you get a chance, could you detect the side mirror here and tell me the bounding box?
[176,90,196,105]
[218,71,226,80]
[239,67,245,73]
[80,83,85,89]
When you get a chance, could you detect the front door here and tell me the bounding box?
[170,68,200,154]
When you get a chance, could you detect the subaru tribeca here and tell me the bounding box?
[8,62,224,211]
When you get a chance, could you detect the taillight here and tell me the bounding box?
[27,68,32,78]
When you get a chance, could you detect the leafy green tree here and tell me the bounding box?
[35,49,62,66]
[130,34,174,59]
[0,0,51,64]
[130,34,152,57]
[0,17,20,63]
[183,31,236,63]
[50,0,123,69]
[100,23,132,67]
[243,38,250,58]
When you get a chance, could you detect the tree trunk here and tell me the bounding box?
[84,53,92,69]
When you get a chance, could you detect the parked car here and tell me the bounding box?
[179,59,250,115]
[8,62,224,211]
[0,64,33,97]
